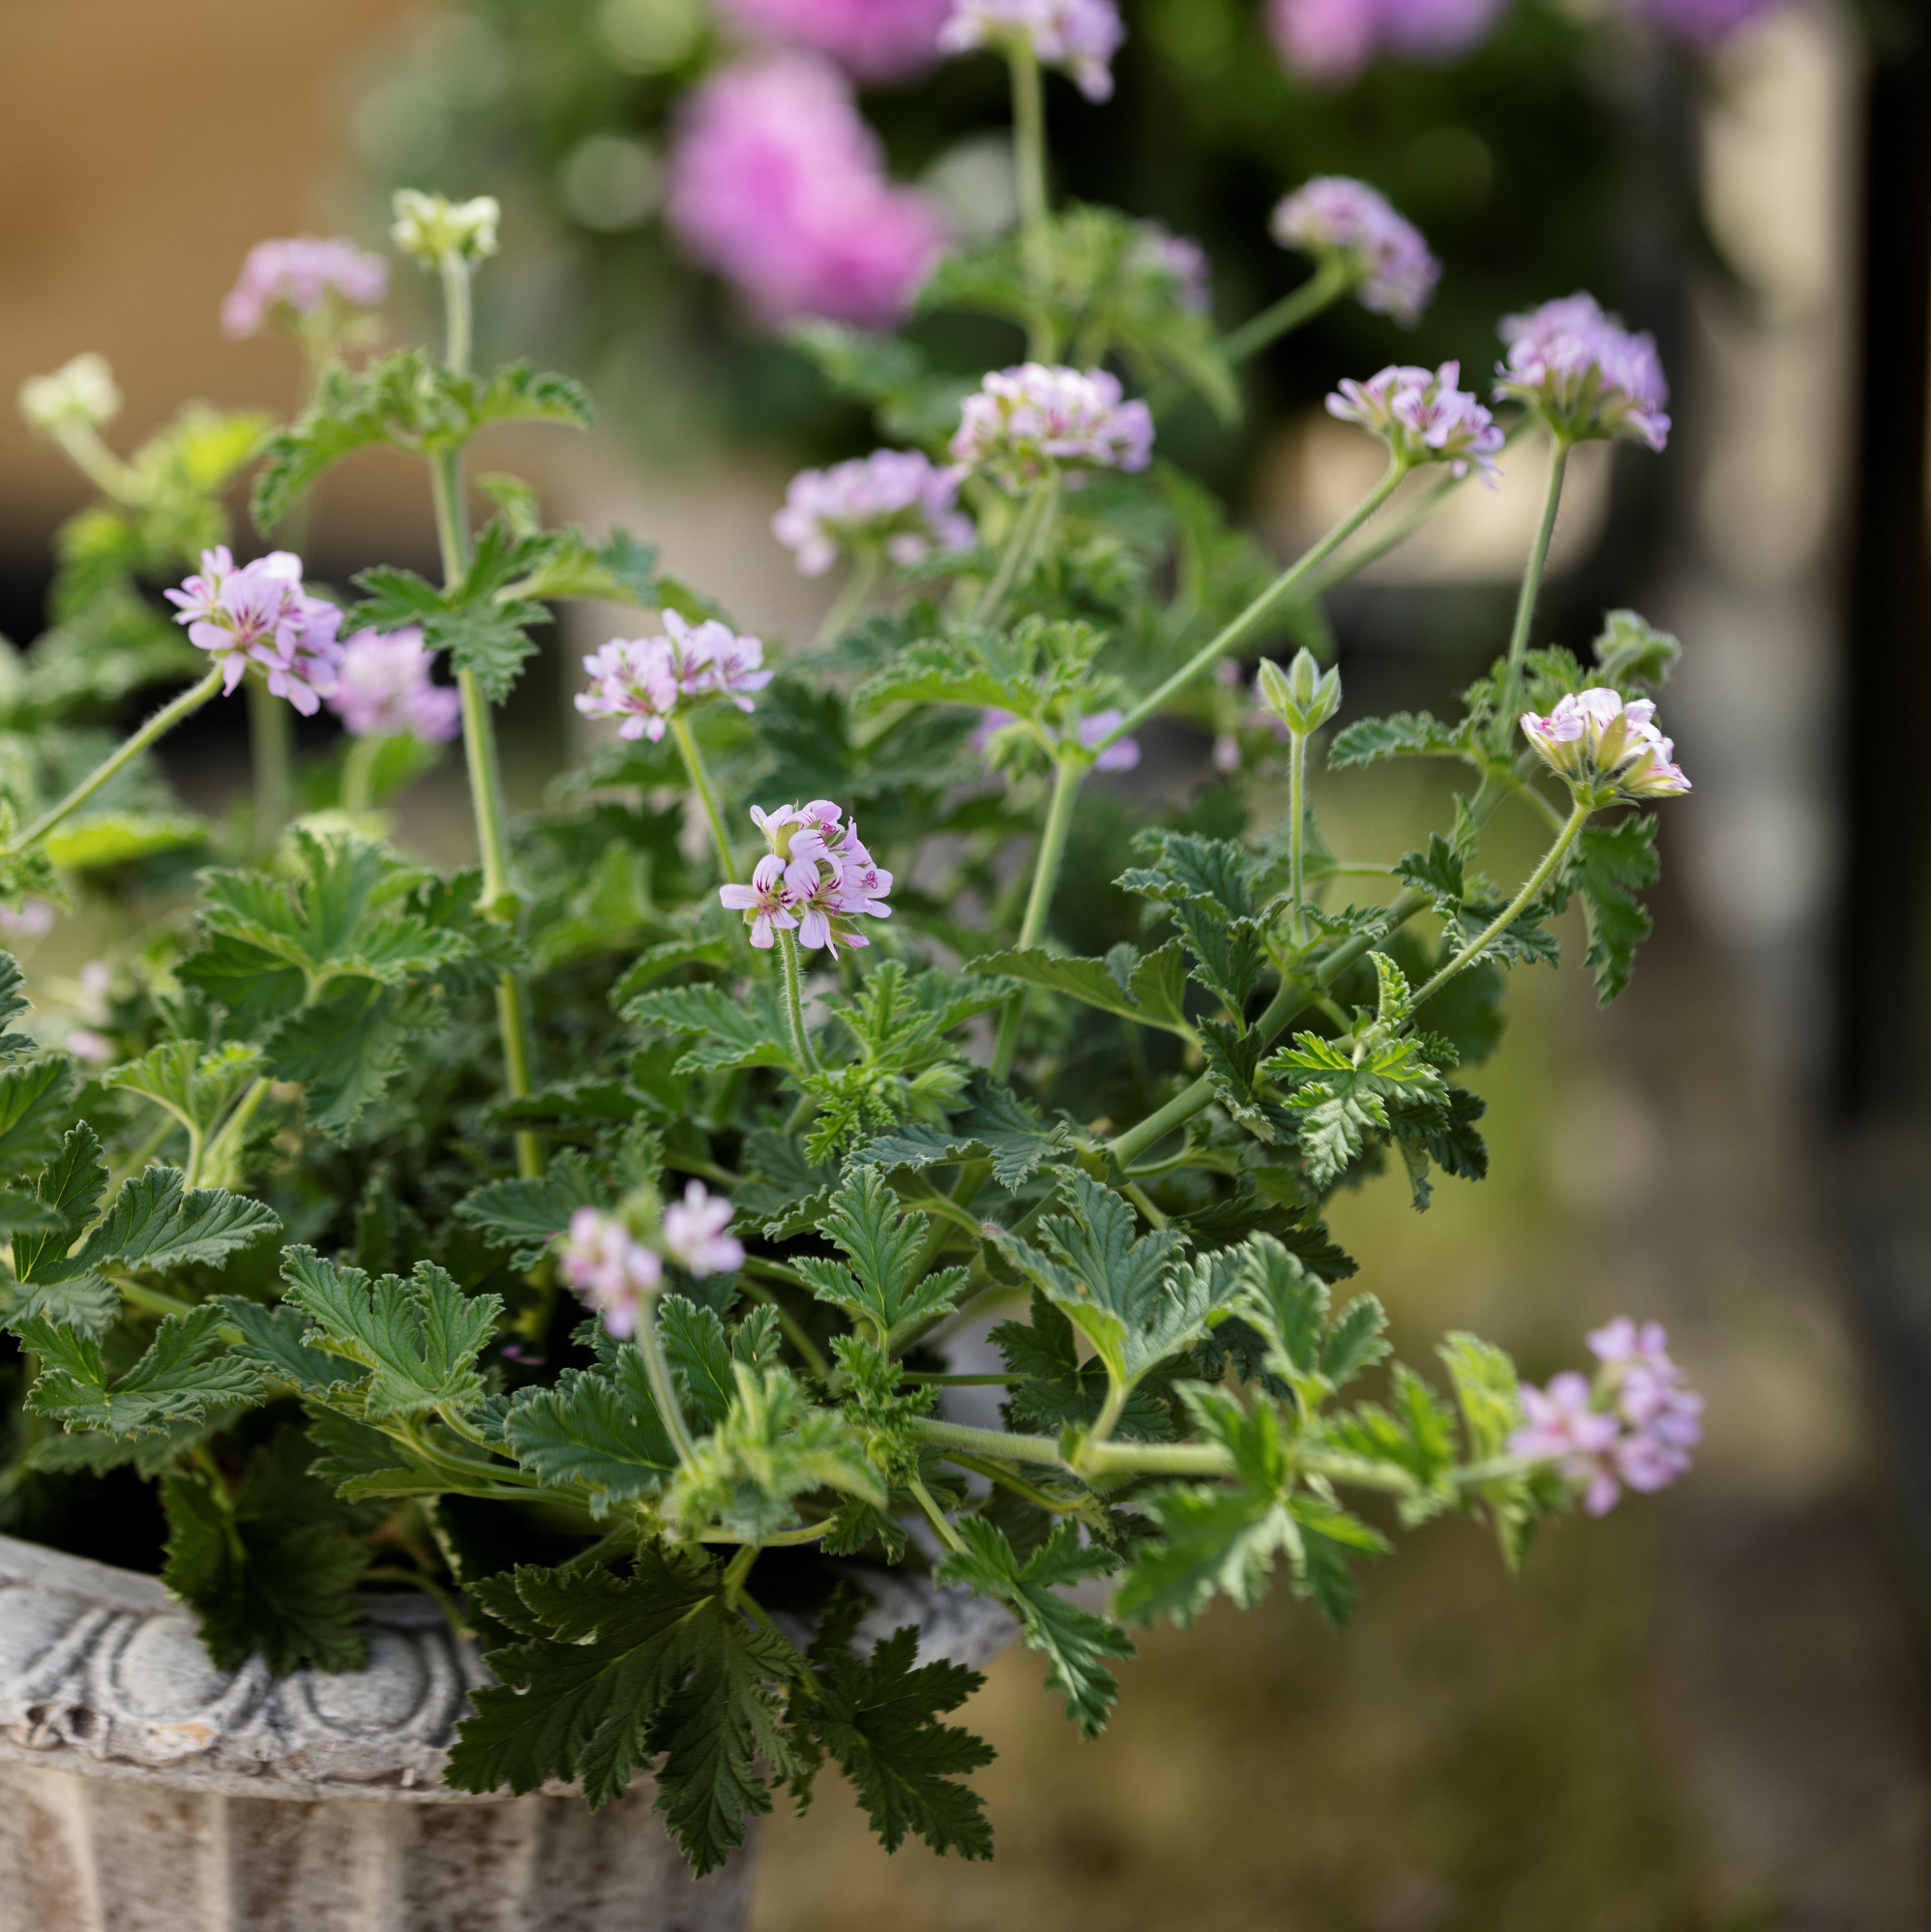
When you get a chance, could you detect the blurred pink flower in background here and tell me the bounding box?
[713,0,955,80]
[327,628,461,742]
[1267,0,1504,83]
[666,53,948,327]
[222,236,388,340]
[1618,0,1782,40]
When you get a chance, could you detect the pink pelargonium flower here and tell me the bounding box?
[1495,292,1671,453]
[724,801,893,955]
[666,54,949,328]
[713,0,956,79]
[327,627,461,742]
[971,707,1141,772]
[937,0,1125,101]
[773,449,975,578]
[1511,1371,1622,1516]
[1520,687,1690,799]
[164,547,344,715]
[558,1207,664,1340]
[1270,176,1440,325]
[952,364,1154,488]
[576,616,771,741]
[222,236,389,341]
[1266,0,1505,85]
[662,1180,746,1277]
[1325,361,1504,483]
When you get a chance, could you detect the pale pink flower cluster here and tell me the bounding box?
[221,236,389,341]
[559,1207,663,1340]
[1519,687,1690,799]
[666,54,948,328]
[1325,361,1504,483]
[326,627,461,742]
[772,449,974,578]
[972,706,1141,773]
[1269,177,1440,325]
[1510,1319,1703,1516]
[937,0,1124,101]
[951,364,1154,488]
[559,1181,744,1335]
[1267,0,1504,85]
[719,800,893,955]
[663,1181,747,1277]
[575,613,773,743]
[1130,225,1212,314]
[164,548,344,715]
[713,0,955,79]
[1495,293,1672,453]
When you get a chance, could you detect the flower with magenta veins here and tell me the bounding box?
[1270,177,1440,324]
[558,1207,664,1340]
[1495,292,1671,452]
[938,0,1125,101]
[575,615,771,741]
[773,449,974,578]
[165,548,344,715]
[222,236,389,342]
[662,1181,746,1277]
[723,801,893,956]
[327,628,461,742]
[1520,687,1690,800]
[952,364,1154,488]
[1325,361,1503,483]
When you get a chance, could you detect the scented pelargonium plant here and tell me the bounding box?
[0,0,1700,1878]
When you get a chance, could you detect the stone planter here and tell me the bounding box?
[0,1533,1013,1932]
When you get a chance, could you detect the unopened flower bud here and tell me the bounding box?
[391,190,501,268]
[1256,650,1341,736]
[18,353,121,437]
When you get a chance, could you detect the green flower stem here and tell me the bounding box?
[990,748,1089,1080]
[198,1075,272,1191]
[721,1543,758,1597]
[976,469,1060,625]
[1219,256,1354,366]
[669,714,739,885]
[340,731,385,816]
[438,251,474,379]
[1410,798,1589,1008]
[430,444,542,1180]
[1492,432,1571,746]
[5,666,224,856]
[812,548,881,651]
[1289,727,1310,947]
[698,1521,835,1549]
[776,928,820,1076]
[736,1276,831,1382]
[246,678,293,849]
[117,1279,194,1321]
[636,1306,699,1467]
[908,1472,969,1557]
[1093,458,1406,757]
[943,1451,1088,1516]
[51,422,139,503]
[1010,42,1054,356]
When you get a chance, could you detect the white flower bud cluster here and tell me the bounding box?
[391,190,502,268]
[18,353,121,437]
[1256,649,1341,736]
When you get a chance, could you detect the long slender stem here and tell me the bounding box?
[776,929,819,1076]
[635,1313,699,1466]
[990,749,1088,1080]
[1289,729,1309,947]
[1010,44,1053,358]
[6,667,223,855]
[812,550,880,651]
[431,443,541,1179]
[669,715,738,885]
[908,1472,968,1557]
[1094,460,1406,755]
[1220,256,1354,366]
[341,732,384,816]
[975,471,1059,626]
[1411,799,1589,1007]
[439,253,474,379]
[1493,435,1571,745]
[247,676,293,851]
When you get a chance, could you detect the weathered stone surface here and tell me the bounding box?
[0,1531,1015,1930]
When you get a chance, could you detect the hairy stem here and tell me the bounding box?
[776,928,819,1076]
[1094,459,1406,755]
[907,1472,968,1557]
[812,548,880,651]
[1411,798,1589,1007]
[670,714,738,885]
[246,669,294,855]
[1010,43,1053,357]
[976,470,1059,625]
[1219,255,1353,366]
[340,731,385,816]
[6,666,223,855]
[1289,728,1309,947]
[990,748,1089,1079]
[636,1308,699,1467]
[1493,434,1571,745]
